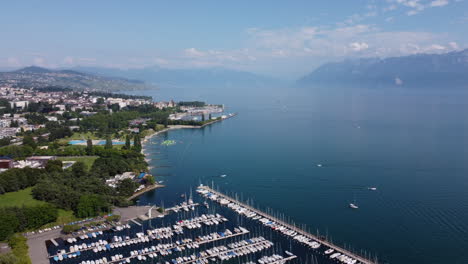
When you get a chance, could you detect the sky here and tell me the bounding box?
[1,0,467,79]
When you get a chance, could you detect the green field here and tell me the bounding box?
[57,156,98,170]
[0,188,47,208]
[0,188,81,229]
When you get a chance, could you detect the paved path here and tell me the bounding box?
[27,229,61,264]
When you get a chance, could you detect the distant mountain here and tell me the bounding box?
[14,66,53,74]
[0,66,150,91]
[297,49,468,88]
[72,66,281,89]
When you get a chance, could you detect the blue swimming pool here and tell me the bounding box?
[68,140,125,145]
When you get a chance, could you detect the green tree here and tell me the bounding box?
[86,138,94,155]
[116,178,138,197]
[76,194,109,218]
[201,114,205,122]
[45,160,63,173]
[124,135,131,150]
[105,135,112,149]
[22,135,36,149]
[71,161,87,177]
[0,211,19,241]
[145,175,155,186]
[209,113,212,120]
[133,135,142,152]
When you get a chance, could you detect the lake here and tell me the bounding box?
[128,85,468,264]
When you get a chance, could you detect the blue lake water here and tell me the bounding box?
[128,86,468,264]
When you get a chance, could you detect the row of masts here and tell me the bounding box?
[202,183,379,264]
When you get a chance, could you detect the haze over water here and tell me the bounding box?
[131,85,468,264]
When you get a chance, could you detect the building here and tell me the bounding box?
[9,100,29,109]
[0,157,13,169]
[25,156,56,167]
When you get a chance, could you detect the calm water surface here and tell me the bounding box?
[129,86,468,264]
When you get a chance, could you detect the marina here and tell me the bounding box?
[42,183,379,264]
[197,185,378,264]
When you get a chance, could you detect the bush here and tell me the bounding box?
[0,252,19,264]
[8,234,31,264]
[62,224,80,234]
[106,215,121,222]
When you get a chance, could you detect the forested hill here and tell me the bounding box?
[297,49,468,88]
[72,66,281,88]
[0,66,151,91]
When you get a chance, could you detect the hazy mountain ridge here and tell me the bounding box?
[72,66,281,89]
[0,66,149,91]
[297,49,468,88]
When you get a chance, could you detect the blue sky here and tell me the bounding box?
[1,0,467,78]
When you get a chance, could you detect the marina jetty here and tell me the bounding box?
[197,185,378,264]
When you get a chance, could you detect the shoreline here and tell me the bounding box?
[139,113,237,197]
[142,113,238,150]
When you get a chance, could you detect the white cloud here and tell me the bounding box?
[33,57,46,67]
[78,57,96,62]
[7,57,21,67]
[349,42,369,51]
[184,48,205,58]
[427,44,446,51]
[448,41,459,49]
[175,23,457,76]
[430,0,449,6]
[386,0,452,15]
[63,56,74,64]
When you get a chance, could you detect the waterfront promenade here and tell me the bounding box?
[198,186,377,264]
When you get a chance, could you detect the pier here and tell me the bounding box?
[179,238,273,264]
[130,219,142,226]
[198,185,377,264]
[104,228,250,264]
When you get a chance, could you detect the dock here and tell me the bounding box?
[130,219,142,226]
[179,238,272,264]
[198,186,377,264]
[126,184,164,201]
[50,239,59,247]
[105,228,250,264]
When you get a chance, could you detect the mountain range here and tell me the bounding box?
[0,66,150,91]
[71,66,280,89]
[297,49,468,88]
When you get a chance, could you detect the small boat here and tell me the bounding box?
[368,187,377,191]
[349,203,359,209]
[317,164,322,167]
[220,174,227,178]
[325,249,334,254]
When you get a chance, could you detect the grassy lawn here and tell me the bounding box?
[0,188,82,229]
[57,156,98,170]
[0,188,47,208]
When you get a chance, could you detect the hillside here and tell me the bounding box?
[0,66,151,91]
[297,49,468,88]
[73,66,280,89]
